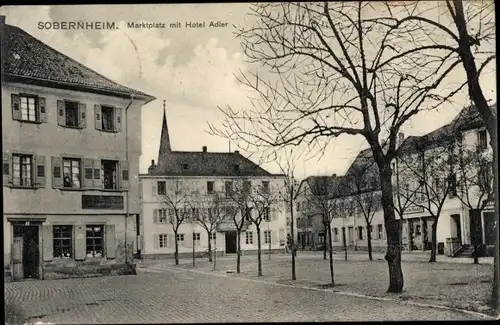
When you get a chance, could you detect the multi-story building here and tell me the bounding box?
[2,17,155,281]
[139,107,287,258]
[304,103,496,256]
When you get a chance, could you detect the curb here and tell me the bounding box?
[148,265,497,320]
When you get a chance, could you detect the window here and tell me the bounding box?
[157,181,166,195]
[225,181,233,198]
[158,209,168,223]
[368,225,373,235]
[243,181,251,193]
[211,233,216,240]
[193,233,201,245]
[262,181,270,193]
[297,202,301,211]
[245,232,253,244]
[158,234,168,248]
[65,100,80,127]
[207,181,214,193]
[358,226,363,240]
[182,164,189,170]
[333,228,339,242]
[102,160,118,190]
[264,207,271,222]
[177,233,185,246]
[20,95,38,122]
[377,224,383,239]
[12,154,33,187]
[233,164,240,172]
[63,158,81,188]
[53,225,73,259]
[86,225,104,257]
[317,233,325,244]
[101,105,115,131]
[264,230,271,244]
[477,130,488,151]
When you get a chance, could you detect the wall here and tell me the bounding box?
[140,176,287,256]
[2,82,145,215]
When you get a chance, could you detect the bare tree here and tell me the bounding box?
[245,181,281,276]
[454,124,494,264]
[188,192,227,263]
[226,180,252,274]
[208,2,466,292]
[398,134,457,262]
[276,148,303,280]
[161,180,189,265]
[306,177,341,286]
[347,162,382,261]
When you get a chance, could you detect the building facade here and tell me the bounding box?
[2,17,155,281]
[139,108,287,258]
[301,104,496,256]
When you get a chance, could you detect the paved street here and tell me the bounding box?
[5,264,494,324]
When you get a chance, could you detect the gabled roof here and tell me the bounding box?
[340,148,380,195]
[1,22,155,102]
[149,150,275,177]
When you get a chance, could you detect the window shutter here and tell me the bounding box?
[271,230,276,246]
[74,224,86,261]
[38,97,47,123]
[82,159,94,188]
[114,107,122,132]
[42,225,53,262]
[185,233,192,248]
[93,159,102,189]
[79,102,87,128]
[11,94,21,120]
[168,234,175,248]
[94,105,102,130]
[57,100,65,126]
[3,153,12,186]
[152,182,157,196]
[154,234,159,249]
[51,156,62,188]
[34,155,46,188]
[120,161,130,190]
[153,209,158,224]
[105,224,116,259]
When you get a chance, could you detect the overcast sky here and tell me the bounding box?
[1,4,496,179]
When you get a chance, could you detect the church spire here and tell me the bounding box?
[158,100,171,161]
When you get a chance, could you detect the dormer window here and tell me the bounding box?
[182,164,189,170]
[233,164,240,172]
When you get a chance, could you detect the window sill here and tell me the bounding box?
[99,129,119,133]
[60,125,85,130]
[60,187,85,191]
[6,185,38,190]
[16,120,43,125]
[101,189,125,192]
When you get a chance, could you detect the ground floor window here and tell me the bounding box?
[333,228,339,242]
[158,234,168,248]
[264,230,271,244]
[245,231,253,244]
[317,232,325,244]
[377,224,383,239]
[177,233,185,246]
[358,226,363,240]
[86,225,104,257]
[211,233,217,240]
[53,225,73,259]
[194,233,201,245]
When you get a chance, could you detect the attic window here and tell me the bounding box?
[233,164,240,172]
[182,164,188,170]
[13,53,21,60]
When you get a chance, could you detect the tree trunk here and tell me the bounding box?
[174,230,179,265]
[380,164,404,293]
[214,236,217,271]
[342,227,348,261]
[268,228,272,261]
[257,226,262,276]
[236,230,241,273]
[192,231,195,267]
[290,199,296,280]
[327,223,335,286]
[367,224,373,261]
[207,231,213,262]
[491,132,499,310]
[470,209,482,265]
[323,221,327,260]
[429,219,438,263]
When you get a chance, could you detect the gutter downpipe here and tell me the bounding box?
[125,95,135,264]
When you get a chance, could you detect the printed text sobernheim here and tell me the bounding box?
[38,21,118,30]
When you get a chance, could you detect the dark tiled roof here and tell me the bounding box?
[1,23,155,102]
[450,103,497,131]
[149,151,274,177]
[340,148,380,195]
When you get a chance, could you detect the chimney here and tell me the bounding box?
[202,146,207,152]
[151,159,155,166]
[235,150,239,154]
[148,159,156,174]
[332,173,337,178]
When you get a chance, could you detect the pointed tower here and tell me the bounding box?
[157,100,172,163]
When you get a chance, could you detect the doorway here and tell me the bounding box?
[451,214,462,245]
[13,225,40,279]
[225,231,237,253]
